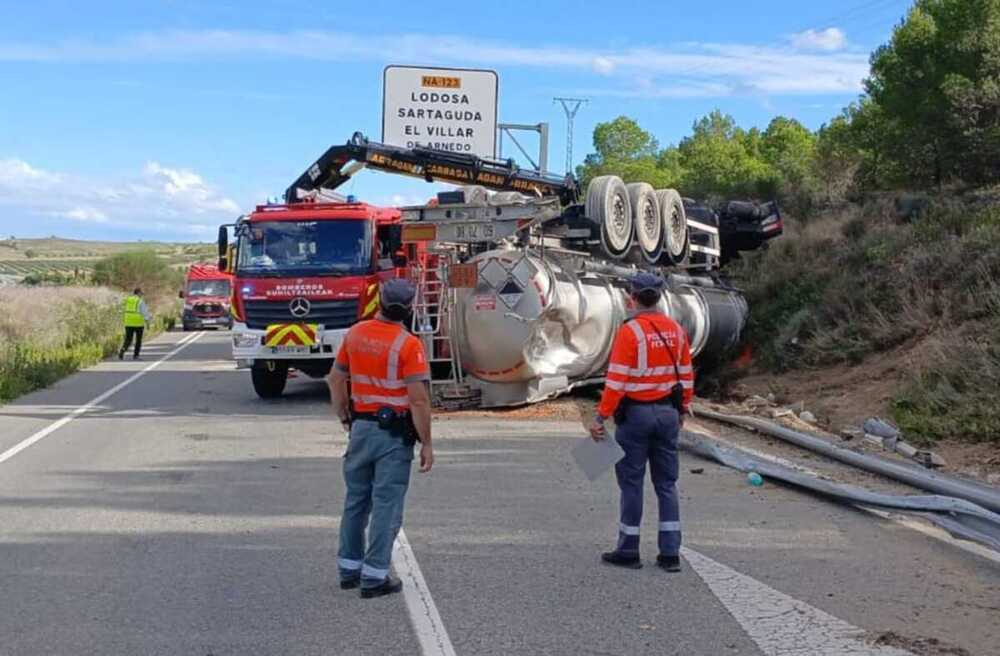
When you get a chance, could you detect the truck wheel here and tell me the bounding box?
[251,362,288,399]
[656,189,690,266]
[627,182,663,264]
[586,175,633,260]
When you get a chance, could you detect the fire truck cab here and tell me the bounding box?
[222,200,407,398]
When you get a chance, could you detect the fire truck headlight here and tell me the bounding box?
[233,333,260,349]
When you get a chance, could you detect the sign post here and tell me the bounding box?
[383,66,499,159]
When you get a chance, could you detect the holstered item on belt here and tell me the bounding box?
[373,406,420,445]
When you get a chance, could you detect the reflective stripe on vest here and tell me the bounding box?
[349,324,412,411]
[123,296,145,327]
[606,318,693,394]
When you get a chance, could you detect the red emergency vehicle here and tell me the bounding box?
[220,200,412,398]
[180,263,233,331]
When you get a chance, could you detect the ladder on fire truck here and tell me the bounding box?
[409,249,478,408]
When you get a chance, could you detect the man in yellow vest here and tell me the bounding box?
[119,287,152,361]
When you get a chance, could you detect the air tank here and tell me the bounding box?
[453,249,749,398]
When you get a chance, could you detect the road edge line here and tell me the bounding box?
[0,331,205,466]
[393,528,457,656]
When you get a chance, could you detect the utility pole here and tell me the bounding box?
[553,97,587,175]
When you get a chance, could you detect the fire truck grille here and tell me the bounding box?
[193,303,225,316]
[243,299,359,330]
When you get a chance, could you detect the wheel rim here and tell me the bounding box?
[605,192,631,253]
[667,206,686,257]
[638,199,662,253]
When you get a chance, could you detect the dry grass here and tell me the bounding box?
[0,286,120,347]
[0,285,179,402]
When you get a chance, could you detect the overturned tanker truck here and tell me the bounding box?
[285,132,782,408]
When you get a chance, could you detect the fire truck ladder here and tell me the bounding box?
[410,251,476,407]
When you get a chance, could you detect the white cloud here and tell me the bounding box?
[0,158,54,186]
[60,207,109,223]
[592,56,615,75]
[0,28,868,97]
[0,158,240,235]
[388,194,432,207]
[790,28,848,52]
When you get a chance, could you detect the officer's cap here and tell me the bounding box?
[630,272,666,294]
[381,278,417,308]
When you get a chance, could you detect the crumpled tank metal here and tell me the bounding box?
[453,249,750,385]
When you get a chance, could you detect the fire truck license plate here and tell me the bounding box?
[271,345,310,355]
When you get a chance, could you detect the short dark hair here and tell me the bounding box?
[133,287,142,295]
[381,303,410,322]
[632,289,660,308]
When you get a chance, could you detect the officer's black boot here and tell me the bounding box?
[601,551,642,569]
[656,555,681,572]
[360,575,403,599]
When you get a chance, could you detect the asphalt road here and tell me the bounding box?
[1,331,998,656]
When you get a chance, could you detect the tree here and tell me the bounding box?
[866,0,1000,185]
[677,111,778,200]
[760,117,819,212]
[92,250,182,300]
[577,116,672,187]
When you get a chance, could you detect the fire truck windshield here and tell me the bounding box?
[236,220,372,277]
[187,280,231,297]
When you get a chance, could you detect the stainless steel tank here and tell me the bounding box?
[454,249,750,393]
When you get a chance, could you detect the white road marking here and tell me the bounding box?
[393,529,457,656]
[0,331,204,466]
[682,547,913,656]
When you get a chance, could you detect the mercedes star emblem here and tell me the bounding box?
[289,297,311,318]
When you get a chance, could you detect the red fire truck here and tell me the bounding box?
[180,263,233,331]
[220,200,411,398]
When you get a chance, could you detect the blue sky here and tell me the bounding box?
[0,0,911,241]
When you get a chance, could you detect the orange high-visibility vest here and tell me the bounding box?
[334,318,430,413]
[597,311,695,419]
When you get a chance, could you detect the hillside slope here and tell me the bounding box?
[727,190,1000,446]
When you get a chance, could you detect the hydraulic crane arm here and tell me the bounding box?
[285,132,579,205]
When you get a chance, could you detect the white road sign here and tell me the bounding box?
[383,65,498,158]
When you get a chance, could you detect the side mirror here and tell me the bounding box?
[178,290,185,299]
[385,225,403,253]
[218,256,228,271]
[217,226,228,257]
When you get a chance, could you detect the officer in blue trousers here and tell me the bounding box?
[589,272,695,571]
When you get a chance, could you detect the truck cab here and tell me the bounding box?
[223,201,406,398]
[181,263,233,331]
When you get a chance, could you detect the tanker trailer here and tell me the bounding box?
[451,248,749,407]
[284,134,781,408]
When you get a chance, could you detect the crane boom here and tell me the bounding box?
[285,132,579,206]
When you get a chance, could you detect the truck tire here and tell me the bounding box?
[626,182,663,264]
[586,175,633,260]
[656,189,690,266]
[251,362,288,399]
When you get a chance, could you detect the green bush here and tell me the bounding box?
[92,250,183,298]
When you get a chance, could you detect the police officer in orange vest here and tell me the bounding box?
[326,278,434,598]
[589,272,694,572]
